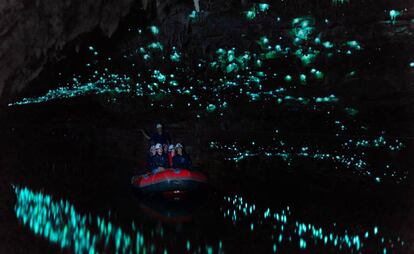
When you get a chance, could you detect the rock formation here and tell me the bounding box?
[0,0,135,103]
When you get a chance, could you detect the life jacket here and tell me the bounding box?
[152,154,169,169]
[145,154,155,170]
[172,154,191,169]
[168,151,175,167]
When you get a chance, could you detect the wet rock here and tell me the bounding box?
[0,0,135,103]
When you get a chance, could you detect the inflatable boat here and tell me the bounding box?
[131,168,207,194]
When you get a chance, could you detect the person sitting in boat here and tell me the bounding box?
[145,145,156,170]
[167,144,176,167]
[172,143,192,169]
[151,143,169,172]
[140,123,171,146]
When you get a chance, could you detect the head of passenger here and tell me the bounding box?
[175,143,183,155]
[155,143,163,155]
[156,123,163,135]
[168,144,175,155]
[150,145,156,156]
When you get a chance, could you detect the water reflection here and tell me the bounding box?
[138,197,198,224]
[13,185,222,254]
[221,195,406,253]
[13,184,409,253]
[209,131,408,183]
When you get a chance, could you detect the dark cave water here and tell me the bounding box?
[1,0,414,253]
[0,112,413,254]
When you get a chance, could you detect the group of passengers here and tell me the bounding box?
[141,123,192,172]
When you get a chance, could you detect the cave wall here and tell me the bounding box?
[0,0,237,104]
[0,0,136,103]
[1,0,413,105]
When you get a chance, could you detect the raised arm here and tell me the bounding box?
[139,129,151,140]
[193,0,200,12]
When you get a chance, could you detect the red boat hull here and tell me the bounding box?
[131,168,208,194]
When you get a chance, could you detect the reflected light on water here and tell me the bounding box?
[13,185,223,254]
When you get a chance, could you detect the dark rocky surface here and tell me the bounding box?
[1,0,414,104]
[0,0,135,102]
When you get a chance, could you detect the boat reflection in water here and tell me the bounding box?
[138,193,207,224]
[13,185,408,253]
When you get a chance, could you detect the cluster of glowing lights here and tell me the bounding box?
[13,185,222,254]
[291,17,315,42]
[209,130,407,183]
[332,0,349,6]
[6,5,409,183]
[10,12,363,120]
[14,184,408,254]
[10,11,365,117]
[221,195,405,253]
[14,185,143,253]
[8,46,132,106]
[352,135,404,150]
[389,10,401,23]
[245,3,270,20]
[9,72,131,106]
